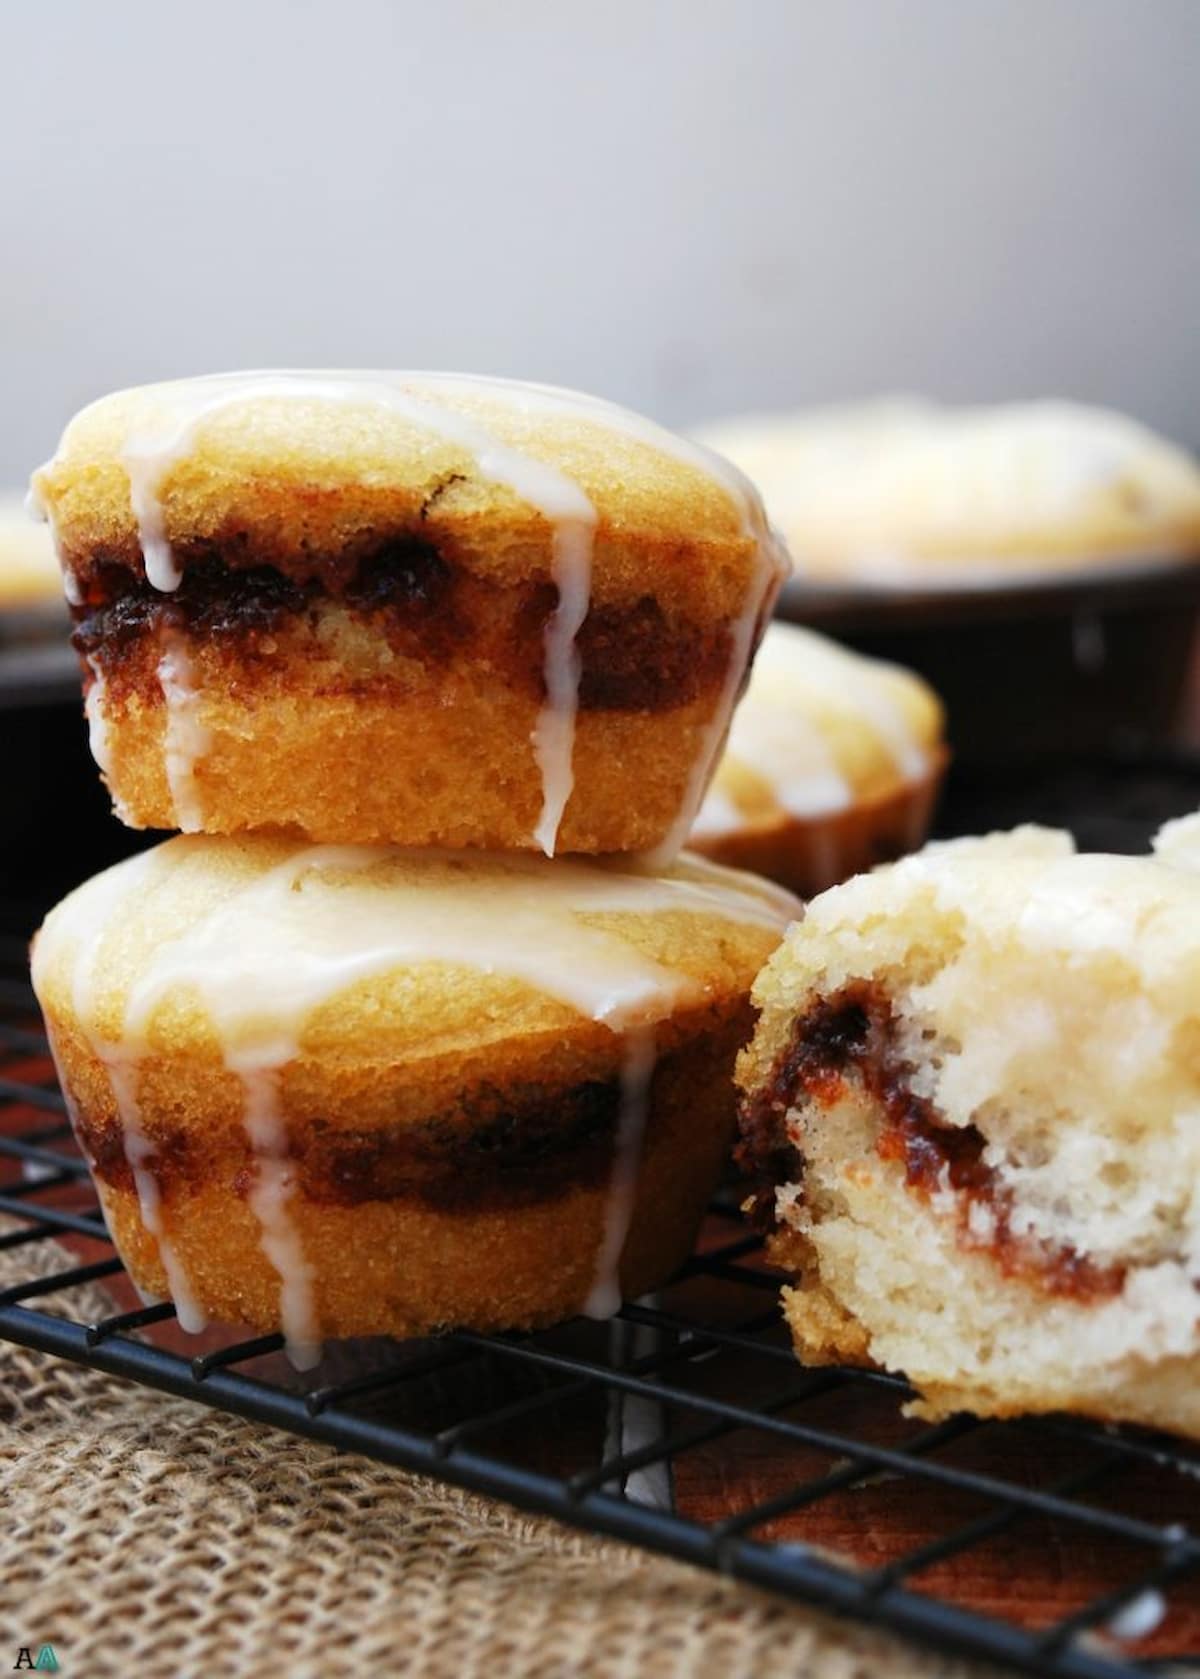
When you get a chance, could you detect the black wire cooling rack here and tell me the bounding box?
[3,758,1200,1679]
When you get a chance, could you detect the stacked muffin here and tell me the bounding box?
[697,398,1200,587]
[697,399,1200,765]
[29,371,796,1364]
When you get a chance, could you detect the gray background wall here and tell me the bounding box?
[3,0,1197,482]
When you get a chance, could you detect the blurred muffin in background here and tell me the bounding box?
[0,494,61,610]
[696,399,1200,586]
[690,623,946,896]
[696,400,1200,763]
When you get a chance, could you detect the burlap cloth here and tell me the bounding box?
[0,1233,1000,1679]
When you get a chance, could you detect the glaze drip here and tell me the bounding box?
[237,1061,321,1368]
[107,1060,208,1332]
[47,848,209,1334]
[156,631,212,832]
[82,654,112,777]
[583,1026,657,1319]
[532,510,597,855]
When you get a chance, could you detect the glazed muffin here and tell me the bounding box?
[30,371,788,856]
[697,399,1200,585]
[738,820,1200,1439]
[32,834,797,1360]
[690,623,946,895]
[0,493,60,609]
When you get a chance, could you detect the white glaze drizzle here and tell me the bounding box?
[156,631,212,832]
[38,371,786,857]
[82,654,112,777]
[34,841,797,1357]
[116,845,795,1037]
[236,1060,321,1369]
[532,511,597,854]
[106,1060,207,1333]
[584,1026,656,1319]
[419,371,772,519]
[42,847,208,1333]
[125,450,182,592]
[83,654,138,825]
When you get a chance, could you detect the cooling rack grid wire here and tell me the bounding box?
[4,759,1200,1679]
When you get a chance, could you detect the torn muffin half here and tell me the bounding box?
[737,815,1200,1439]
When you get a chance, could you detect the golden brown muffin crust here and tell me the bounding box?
[35,837,797,1341]
[67,1006,750,1214]
[33,373,778,620]
[38,374,789,854]
[72,558,734,719]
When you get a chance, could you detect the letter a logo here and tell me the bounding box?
[33,1654,58,1674]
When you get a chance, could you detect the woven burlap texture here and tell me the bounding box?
[0,1233,999,1679]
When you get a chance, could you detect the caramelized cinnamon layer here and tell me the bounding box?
[80,1074,635,1213]
[739,982,1124,1301]
[70,537,731,715]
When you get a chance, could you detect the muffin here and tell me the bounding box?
[697,399,1200,586]
[30,371,788,856]
[737,820,1200,1439]
[32,834,798,1362]
[690,622,946,895]
[698,400,1200,764]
